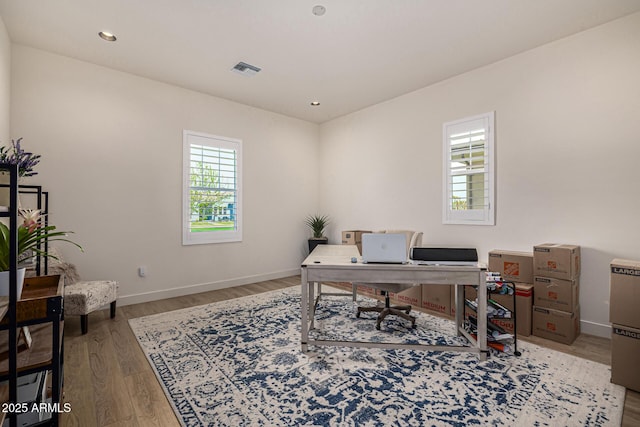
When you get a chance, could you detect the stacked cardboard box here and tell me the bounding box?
[341,230,371,255]
[421,285,453,318]
[610,259,640,392]
[390,286,421,308]
[488,250,534,336]
[532,244,581,344]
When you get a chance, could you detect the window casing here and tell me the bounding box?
[183,130,242,245]
[442,112,495,225]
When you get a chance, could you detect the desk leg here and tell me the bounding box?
[301,268,309,352]
[477,272,488,361]
[454,284,463,337]
[310,281,316,330]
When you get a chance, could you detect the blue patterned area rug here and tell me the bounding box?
[129,286,624,427]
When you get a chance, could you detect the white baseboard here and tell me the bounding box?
[580,319,611,339]
[118,268,301,307]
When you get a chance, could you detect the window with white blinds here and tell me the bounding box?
[442,112,495,225]
[183,130,242,244]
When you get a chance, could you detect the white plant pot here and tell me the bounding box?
[0,267,26,299]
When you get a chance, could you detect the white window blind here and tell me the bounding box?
[442,112,495,225]
[183,130,242,244]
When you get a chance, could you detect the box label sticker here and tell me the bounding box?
[546,322,556,331]
[547,261,557,269]
[613,327,640,340]
[548,291,558,300]
[490,318,514,333]
[611,266,640,276]
[504,261,519,277]
[396,295,419,304]
[423,302,447,313]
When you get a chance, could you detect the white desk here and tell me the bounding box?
[300,244,489,361]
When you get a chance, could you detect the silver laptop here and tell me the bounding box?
[361,233,407,264]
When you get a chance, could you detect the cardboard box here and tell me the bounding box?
[533,243,580,280]
[533,276,579,312]
[515,283,533,337]
[488,250,534,283]
[463,284,532,336]
[610,259,640,329]
[341,230,368,245]
[341,230,372,254]
[355,284,378,298]
[421,284,452,317]
[532,305,580,345]
[611,323,640,392]
[390,285,421,307]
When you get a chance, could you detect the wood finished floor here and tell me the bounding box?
[61,276,639,426]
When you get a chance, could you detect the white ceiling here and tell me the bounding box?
[1,1,640,124]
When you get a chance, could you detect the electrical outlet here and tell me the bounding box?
[138,266,147,277]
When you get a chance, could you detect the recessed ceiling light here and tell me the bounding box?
[310,101,321,106]
[98,31,117,42]
[312,5,326,16]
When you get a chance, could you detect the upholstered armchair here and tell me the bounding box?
[354,229,423,329]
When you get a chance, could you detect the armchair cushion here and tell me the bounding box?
[64,280,118,316]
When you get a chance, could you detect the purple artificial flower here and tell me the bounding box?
[0,138,41,177]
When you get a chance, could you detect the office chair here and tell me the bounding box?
[355,230,423,330]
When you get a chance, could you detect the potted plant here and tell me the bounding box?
[305,214,329,253]
[0,208,82,297]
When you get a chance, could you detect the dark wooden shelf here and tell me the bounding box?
[0,322,63,376]
[0,275,63,326]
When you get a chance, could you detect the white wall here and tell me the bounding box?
[319,12,640,337]
[10,45,320,304]
[0,15,9,142]
[7,12,640,336]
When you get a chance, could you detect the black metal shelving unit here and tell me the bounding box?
[0,165,62,427]
[0,163,20,427]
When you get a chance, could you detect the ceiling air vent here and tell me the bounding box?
[231,61,261,77]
